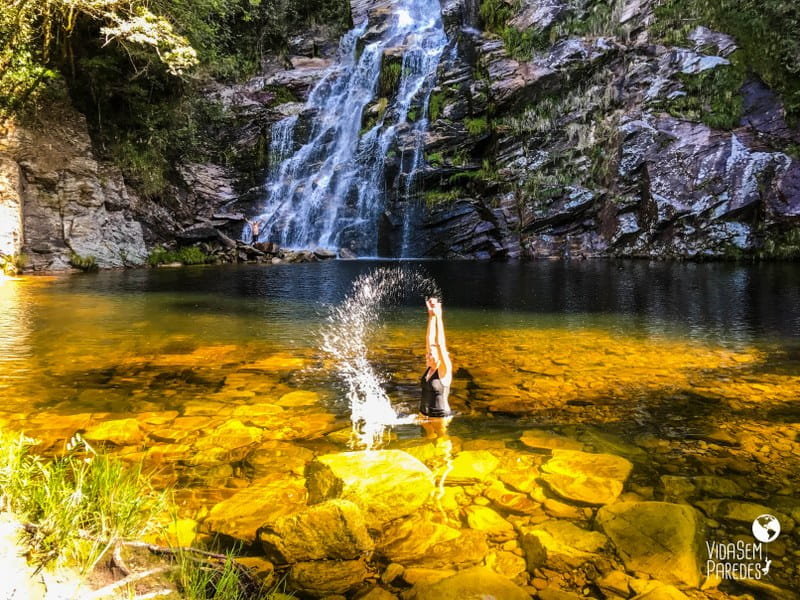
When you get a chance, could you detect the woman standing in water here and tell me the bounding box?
[420,297,453,418]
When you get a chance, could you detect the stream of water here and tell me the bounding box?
[252,0,447,256]
[1,261,798,595]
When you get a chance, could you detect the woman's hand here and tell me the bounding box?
[426,297,437,315]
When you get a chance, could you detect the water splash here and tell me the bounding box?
[252,0,447,255]
[321,266,440,449]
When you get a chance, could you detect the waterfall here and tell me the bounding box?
[253,0,447,256]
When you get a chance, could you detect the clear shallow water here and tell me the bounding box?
[1,261,798,594]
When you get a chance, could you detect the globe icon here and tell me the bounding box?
[752,514,780,543]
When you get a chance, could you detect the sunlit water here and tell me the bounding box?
[1,261,799,593]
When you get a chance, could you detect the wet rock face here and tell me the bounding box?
[0,106,148,270]
[382,0,800,260]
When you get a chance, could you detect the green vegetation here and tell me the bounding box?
[0,0,352,199]
[663,61,746,129]
[424,189,461,206]
[652,0,800,122]
[465,116,490,136]
[379,60,403,98]
[0,431,163,573]
[69,252,98,272]
[147,245,211,267]
[361,97,389,134]
[479,0,516,33]
[263,85,299,107]
[501,27,552,61]
[0,253,27,275]
[758,227,800,259]
[429,90,446,121]
[426,151,445,167]
[176,550,254,600]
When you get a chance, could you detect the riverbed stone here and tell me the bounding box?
[522,520,607,567]
[402,568,456,585]
[445,450,499,484]
[632,584,690,600]
[484,480,542,515]
[245,440,314,478]
[276,390,320,407]
[464,505,516,541]
[661,475,743,500]
[258,499,373,563]
[694,499,794,532]
[305,450,434,529]
[405,566,529,600]
[193,418,262,451]
[485,550,527,579]
[83,418,143,445]
[376,514,488,568]
[521,430,585,451]
[540,450,633,505]
[288,558,368,596]
[596,501,705,587]
[202,476,307,543]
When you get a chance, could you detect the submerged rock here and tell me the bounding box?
[202,477,307,543]
[288,558,369,596]
[522,519,608,568]
[445,450,499,484]
[540,449,633,505]
[405,566,529,600]
[258,499,373,563]
[84,418,143,445]
[596,501,705,587]
[377,514,489,568]
[520,429,585,451]
[305,450,434,529]
[464,505,516,541]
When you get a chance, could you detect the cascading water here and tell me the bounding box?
[252,0,447,256]
[321,266,440,449]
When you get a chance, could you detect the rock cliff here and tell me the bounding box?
[2,0,799,266]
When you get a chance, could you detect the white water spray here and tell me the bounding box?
[321,267,440,449]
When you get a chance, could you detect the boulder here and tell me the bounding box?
[377,514,488,568]
[202,477,307,543]
[258,499,373,563]
[484,481,541,515]
[694,500,794,532]
[522,520,607,567]
[464,506,516,541]
[540,449,633,505]
[192,419,262,452]
[83,418,143,445]
[445,450,499,484]
[305,450,434,529]
[660,475,743,500]
[288,558,368,596]
[596,501,705,587]
[405,566,529,600]
[520,429,584,451]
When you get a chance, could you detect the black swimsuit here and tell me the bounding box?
[420,368,451,417]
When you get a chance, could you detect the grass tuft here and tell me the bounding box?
[0,431,164,573]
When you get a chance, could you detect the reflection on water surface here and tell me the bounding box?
[0,261,798,596]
